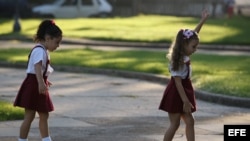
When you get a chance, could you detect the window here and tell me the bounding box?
[81,0,93,6]
[62,0,77,6]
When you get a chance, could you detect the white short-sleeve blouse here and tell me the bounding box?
[169,56,192,79]
[26,44,53,76]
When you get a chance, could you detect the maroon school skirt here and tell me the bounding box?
[159,77,196,113]
[14,74,54,112]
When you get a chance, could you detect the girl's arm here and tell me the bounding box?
[35,61,47,95]
[194,9,209,33]
[173,76,194,113]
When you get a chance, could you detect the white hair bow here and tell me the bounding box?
[183,29,194,39]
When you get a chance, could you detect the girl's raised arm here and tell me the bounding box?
[194,9,209,33]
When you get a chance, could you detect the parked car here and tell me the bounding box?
[0,0,32,18]
[236,5,250,16]
[32,0,113,18]
[235,0,250,16]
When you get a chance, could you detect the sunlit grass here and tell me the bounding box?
[0,48,249,97]
[1,15,250,44]
[0,101,24,121]
[191,54,250,96]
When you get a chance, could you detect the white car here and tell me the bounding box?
[32,0,112,18]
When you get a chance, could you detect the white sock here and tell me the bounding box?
[18,138,28,141]
[42,136,52,141]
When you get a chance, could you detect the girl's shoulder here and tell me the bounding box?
[32,44,46,51]
[29,45,48,59]
[31,44,47,54]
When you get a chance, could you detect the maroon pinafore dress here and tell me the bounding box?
[159,61,196,113]
[14,46,54,112]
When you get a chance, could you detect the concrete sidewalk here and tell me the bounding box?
[0,67,249,141]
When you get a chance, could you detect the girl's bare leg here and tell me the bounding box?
[19,109,36,139]
[38,112,50,138]
[163,113,181,141]
[182,113,195,141]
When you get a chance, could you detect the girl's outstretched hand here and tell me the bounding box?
[201,9,210,21]
[194,9,210,33]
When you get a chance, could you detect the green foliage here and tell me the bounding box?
[191,54,250,97]
[0,15,250,45]
[0,101,24,121]
[51,48,168,74]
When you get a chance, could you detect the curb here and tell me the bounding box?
[195,90,250,108]
[1,61,249,109]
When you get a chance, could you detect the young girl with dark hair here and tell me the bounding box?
[14,19,62,141]
[159,10,209,141]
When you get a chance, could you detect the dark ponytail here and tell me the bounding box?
[34,20,62,42]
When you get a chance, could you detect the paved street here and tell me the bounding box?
[0,67,249,141]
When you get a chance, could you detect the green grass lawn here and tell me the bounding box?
[0,101,23,121]
[0,15,250,45]
[0,48,249,98]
